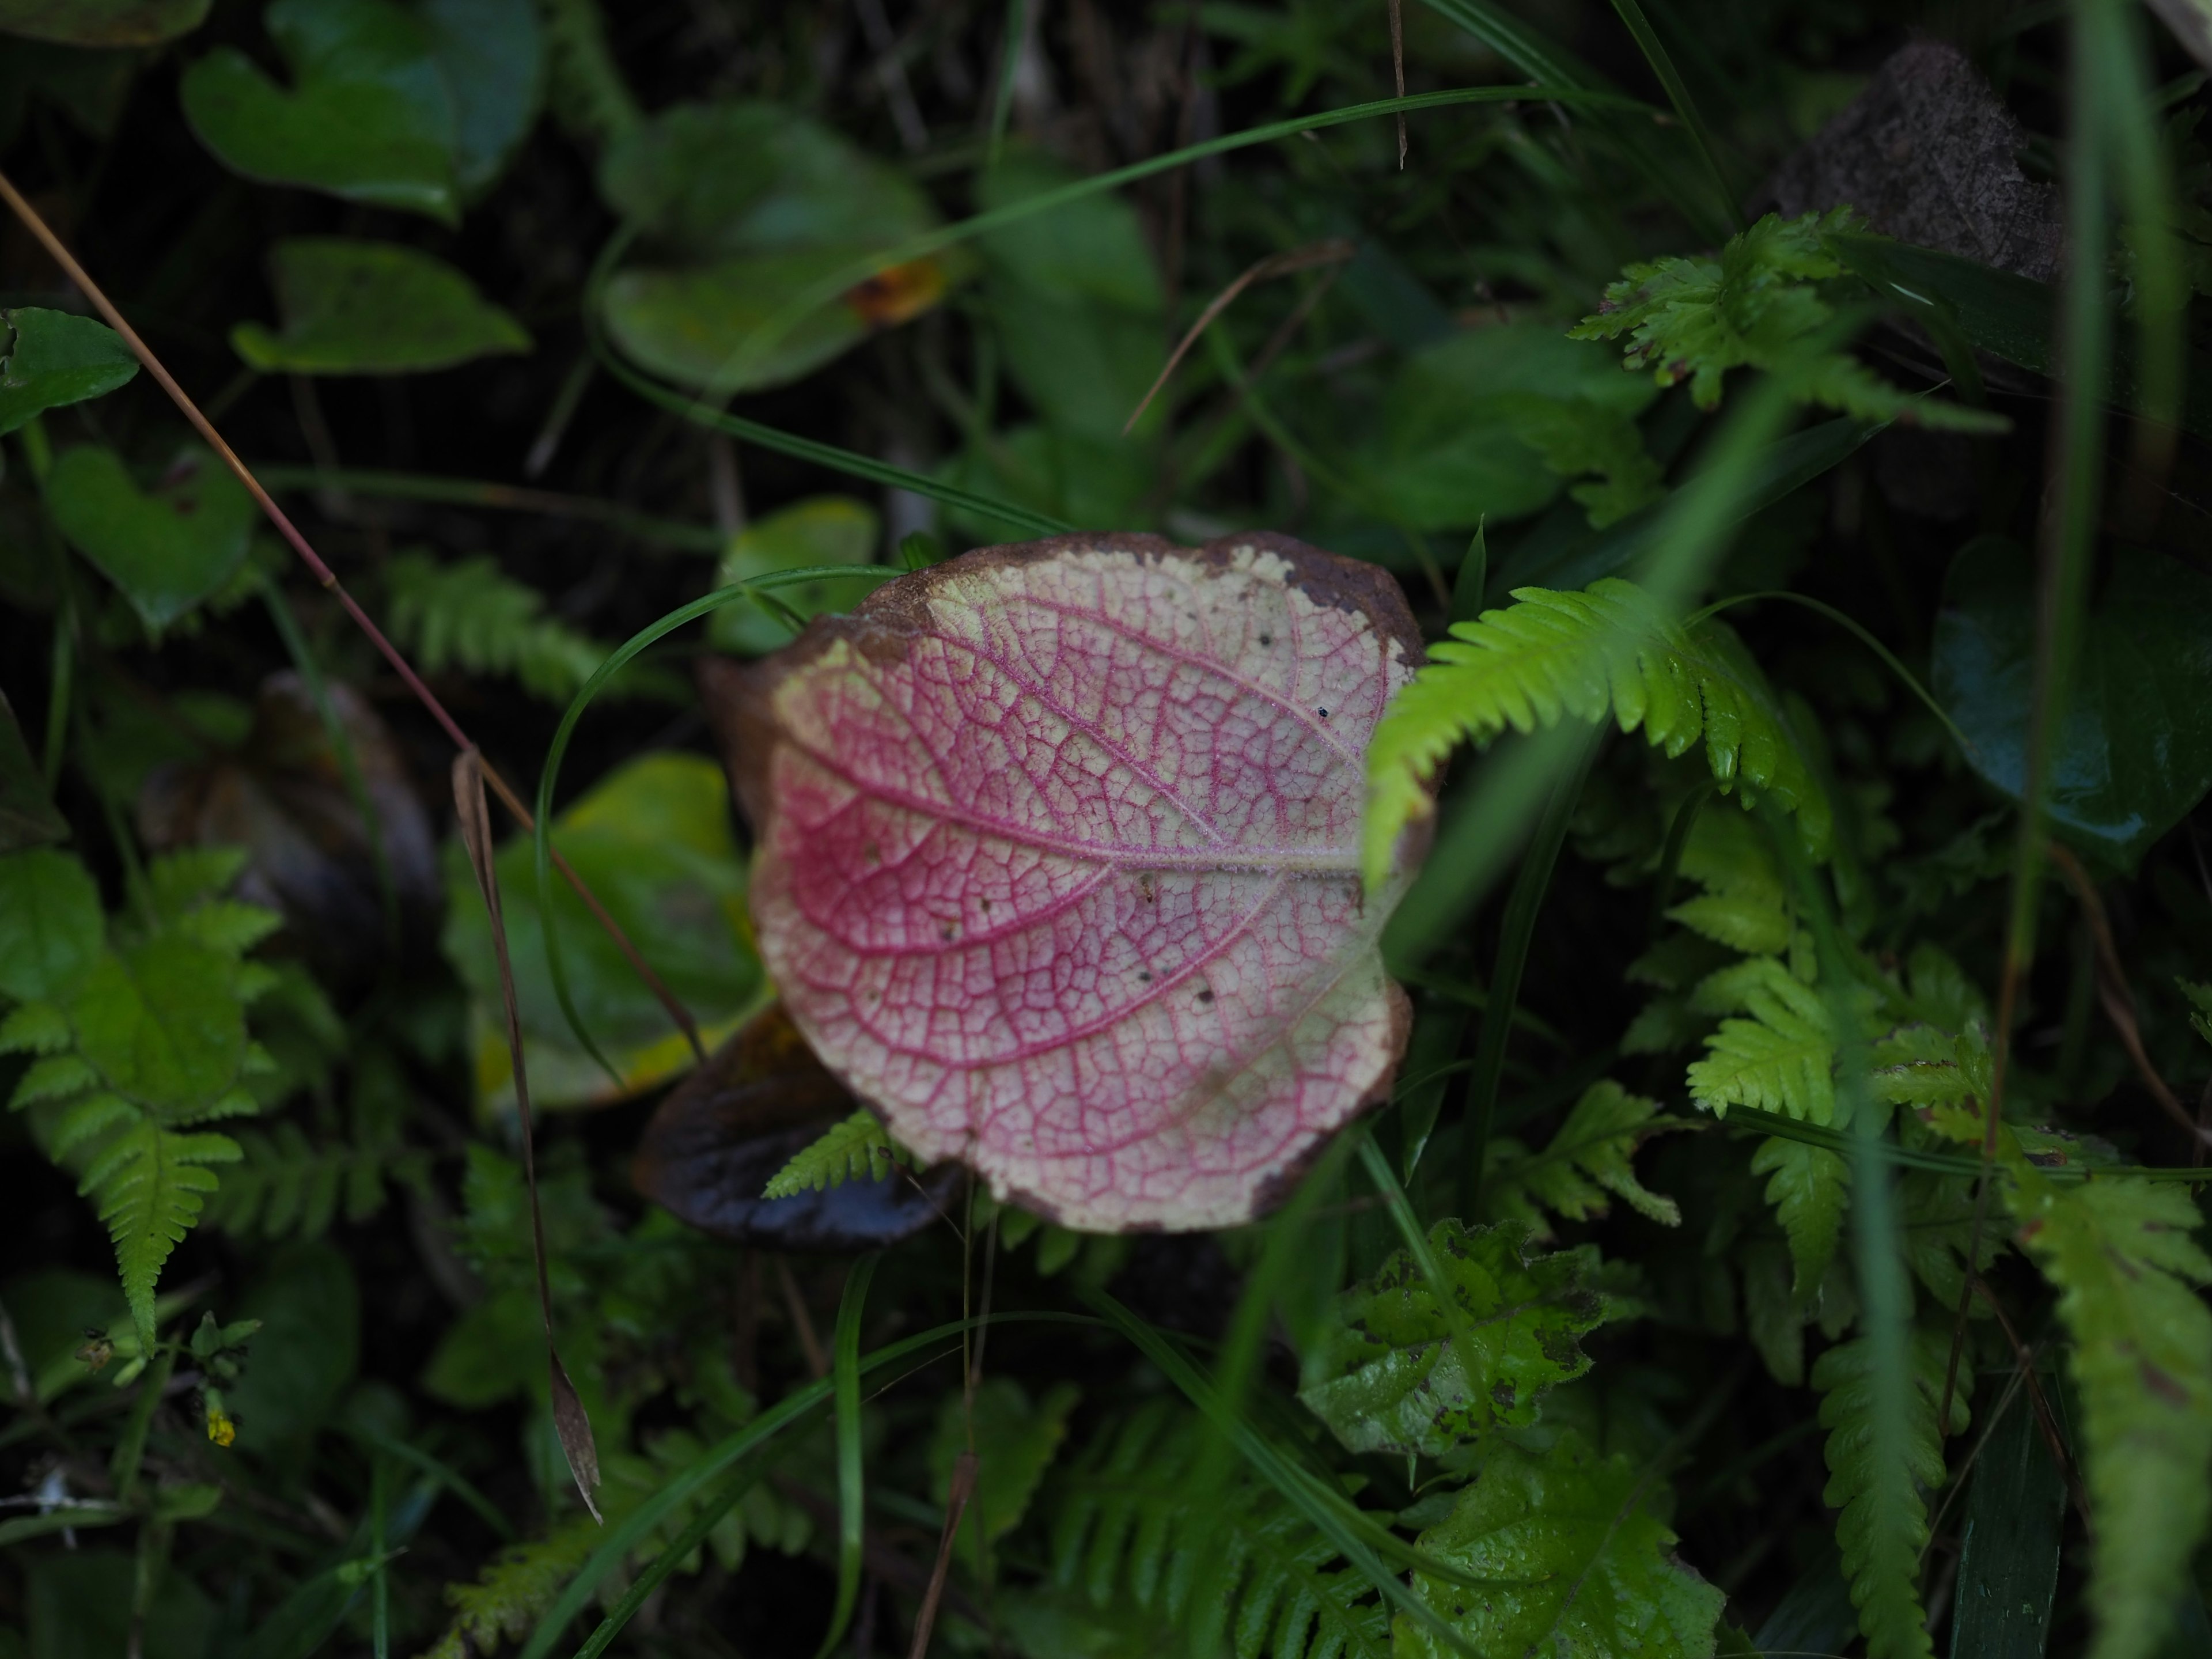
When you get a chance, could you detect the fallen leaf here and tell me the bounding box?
[137,671,440,987]
[1764,41,2063,283]
[704,533,1426,1232]
[0,0,207,46]
[633,1002,957,1251]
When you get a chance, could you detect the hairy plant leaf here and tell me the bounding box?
[598,100,959,393]
[1934,536,2212,870]
[46,444,256,632]
[1297,1219,1607,1457]
[230,237,529,374]
[1483,1079,1688,1238]
[706,533,1424,1231]
[1395,1430,1726,1659]
[1364,577,1831,888]
[0,847,104,1000]
[0,0,206,44]
[633,1003,953,1250]
[1813,1325,1968,1659]
[0,307,138,435]
[2009,1171,2212,1659]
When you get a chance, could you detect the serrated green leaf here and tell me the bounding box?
[0,847,104,1001]
[1751,1134,1849,1297]
[1813,1326,1967,1659]
[1688,959,1837,1122]
[929,1376,1079,1574]
[1395,1430,1726,1659]
[2010,1172,2212,1659]
[1364,577,1831,888]
[146,846,249,918]
[0,999,72,1054]
[760,1109,908,1198]
[1298,1219,1608,1457]
[1484,1080,1686,1237]
[9,1052,99,1109]
[0,307,138,437]
[81,1121,241,1346]
[232,237,531,374]
[67,936,249,1117]
[1571,210,2004,433]
[173,900,282,960]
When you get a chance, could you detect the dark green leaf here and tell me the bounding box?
[0,0,206,46]
[1396,1431,1726,1659]
[0,847,103,1000]
[1949,1388,2065,1659]
[26,1549,215,1659]
[180,0,461,222]
[708,496,885,655]
[68,934,247,1114]
[598,101,956,392]
[46,444,256,631]
[418,0,542,195]
[223,1240,362,1449]
[0,308,138,436]
[231,237,530,374]
[1934,537,2212,869]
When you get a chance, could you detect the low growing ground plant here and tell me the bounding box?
[1,1,2210,1657]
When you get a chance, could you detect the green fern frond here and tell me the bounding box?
[2010,1171,2212,1659]
[50,1092,139,1157]
[175,900,283,960]
[146,846,249,920]
[1363,578,1832,887]
[1687,958,1838,1122]
[1569,209,2006,434]
[385,551,673,704]
[1813,1325,1967,1659]
[426,1516,600,1659]
[760,1109,911,1198]
[206,1120,426,1240]
[1046,1402,1391,1659]
[1667,806,1793,955]
[1897,1170,2005,1310]
[1484,1080,1688,1237]
[82,1122,242,1347]
[0,1000,72,1054]
[1397,1429,1725,1659]
[1749,1135,1848,1298]
[9,1052,99,1109]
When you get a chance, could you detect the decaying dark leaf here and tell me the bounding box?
[634,1003,957,1251]
[1764,41,2063,284]
[138,671,438,985]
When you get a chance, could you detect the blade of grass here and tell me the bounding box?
[250,465,725,554]
[0,168,708,1064]
[815,1255,880,1659]
[517,1310,1096,1659]
[1459,730,1600,1218]
[529,566,904,1082]
[1605,0,1744,230]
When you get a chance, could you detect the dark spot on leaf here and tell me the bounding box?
[1259,632,1272,646]
[1317,707,1328,719]
[1196,988,1214,1005]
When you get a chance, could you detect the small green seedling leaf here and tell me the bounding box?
[0,308,139,435]
[46,444,256,632]
[231,238,530,373]
[709,497,887,656]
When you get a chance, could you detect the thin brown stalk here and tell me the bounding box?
[1972,1274,2092,1534]
[453,750,602,1521]
[776,1255,830,1379]
[2048,840,2212,1151]
[1388,0,1407,168]
[1123,238,1355,434]
[906,1449,977,1659]
[0,166,705,1064]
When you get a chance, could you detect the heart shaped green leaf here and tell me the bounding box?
[181,0,458,221]
[230,237,529,373]
[708,495,887,656]
[0,308,139,436]
[417,0,541,194]
[597,101,960,393]
[0,0,207,45]
[1933,536,2212,869]
[46,445,256,631]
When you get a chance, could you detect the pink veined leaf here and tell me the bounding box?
[704,533,1428,1231]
